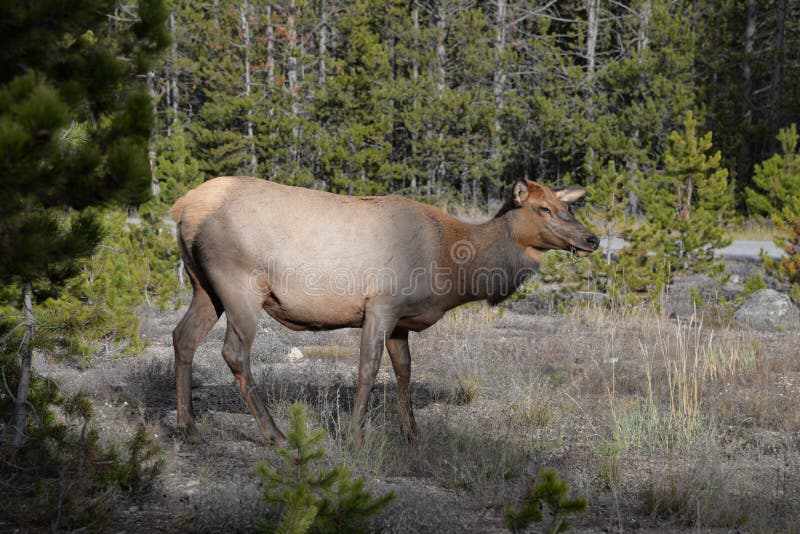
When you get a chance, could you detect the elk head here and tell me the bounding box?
[506,180,599,260]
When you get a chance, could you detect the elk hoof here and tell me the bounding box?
[267,433,287,448]
[400,423,418,442]
[180,423,203,444]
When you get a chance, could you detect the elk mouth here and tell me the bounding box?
[569,245,595,258]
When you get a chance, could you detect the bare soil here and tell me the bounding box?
[32,287,800,533]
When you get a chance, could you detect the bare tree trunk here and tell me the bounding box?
[585,0,600,80]
[10,283,34,454]
[627,0,651,215]
[288,0,300,163]
[490,0,507,207]
[267,4,275,86]
[768,0,787,138]
[434,1,446,94]
[241,0,257,175]
[169,10,179,134]
[430,0,447,198]
[410,1,420,190]
[739,0,756,174]
[146,71,160,196]
[319,0,328,84]
[638,0,651,53]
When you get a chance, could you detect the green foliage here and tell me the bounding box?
[256,404,395,534]
[743,274,767,297]
[747,125,800,302]
[584,161,635,262]
[505,468,588,534]
[100,426,165,492]
[746,125,800,217]
[0,351,164,530]
[616,112,732,299]
[155,120,206,207]
[0,0,169,293]
[0,210,183,360]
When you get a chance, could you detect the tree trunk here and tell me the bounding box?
[491,0,507,200]
[146,71,160,196]
[638,0,651,53]
[319,0,328,85]
[10,283,34,454]
[739,0,756,181]
[410,1,420,190]
[241,0,257,175]
[430,0,447,198]
[169,10,179,134]
[768,0,787,143]
[585,0,600,80]
[288,0,300,163]
[434,1,446,94]
[267,4,275,86]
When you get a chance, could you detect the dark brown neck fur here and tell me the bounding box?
[446,212,538,306]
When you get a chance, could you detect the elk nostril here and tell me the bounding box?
[587,235,600,249]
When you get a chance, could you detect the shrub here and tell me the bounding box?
[0,208,183,361]
[746,124,800,303]
[0,351,164,530]
[255,404,395,534]
[505,468,587,533]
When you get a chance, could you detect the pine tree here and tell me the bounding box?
[746,124,800,217]
[154,120,205,207]
[616,112,733,297]
[747,124,800,302]
[581,161,639,303]
[584,161,635,267]
[505,468,588,534]
[0,0,169,453]
[256,404,395,534]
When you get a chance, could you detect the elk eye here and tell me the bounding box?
[539,206,552,216]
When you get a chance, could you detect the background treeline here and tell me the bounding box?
[151,0,799,210]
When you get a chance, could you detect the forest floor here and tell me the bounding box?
[33,268,800,533]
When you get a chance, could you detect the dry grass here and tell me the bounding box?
[302,344,349,360]
[728,217,784,241]
[30,295,800,532]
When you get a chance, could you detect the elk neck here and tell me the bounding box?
[446,213,539,306]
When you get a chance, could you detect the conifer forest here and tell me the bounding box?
[2,0,800,531]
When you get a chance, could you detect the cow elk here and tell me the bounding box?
[170,177,598,445]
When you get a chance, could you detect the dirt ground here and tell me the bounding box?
[32,281,800,533]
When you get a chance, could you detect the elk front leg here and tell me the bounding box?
[350,307,397,442]
[386,328,418,441]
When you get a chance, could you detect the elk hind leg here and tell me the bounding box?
[173,285,221,443]
[221,302,286,445]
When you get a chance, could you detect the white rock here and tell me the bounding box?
[287,347,304,361]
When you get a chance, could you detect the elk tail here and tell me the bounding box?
[169,195,188,223]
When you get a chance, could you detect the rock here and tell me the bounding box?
[733,289,800,331]
[287,346,304,361]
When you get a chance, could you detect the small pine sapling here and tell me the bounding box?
[256,404,395,534]
[583,161,640,305]
[505,468,587,534]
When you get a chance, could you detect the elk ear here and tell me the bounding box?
[513,181,529,205]
[555,186,586,203]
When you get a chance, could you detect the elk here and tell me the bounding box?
[170,177,598,445]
